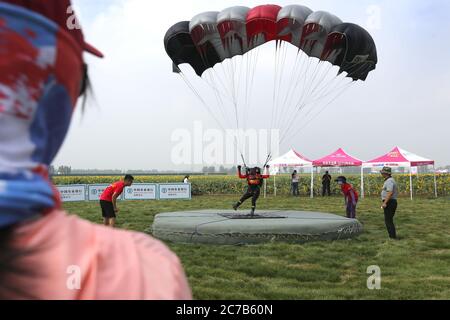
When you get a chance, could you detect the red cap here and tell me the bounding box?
[3,0,105,58]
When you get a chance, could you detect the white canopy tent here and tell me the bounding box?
[362,147,437,200]
[267,149,313,197]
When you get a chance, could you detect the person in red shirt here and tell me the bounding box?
[233,166,270,217]
[100,175,134,227]
[335,176,359,219]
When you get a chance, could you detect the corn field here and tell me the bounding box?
[52,174,449,198]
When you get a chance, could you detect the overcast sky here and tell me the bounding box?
[53,0,450,170]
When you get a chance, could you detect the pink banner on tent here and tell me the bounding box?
[364,147,435,167]
[313,148,363,167]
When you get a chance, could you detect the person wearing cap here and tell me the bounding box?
[381,167,399,239]
[335,176,359,219]
[0,1,191,300]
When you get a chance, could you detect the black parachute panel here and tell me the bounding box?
[322,23,377,81]
[164,21,209,77]
[194,41,222,74]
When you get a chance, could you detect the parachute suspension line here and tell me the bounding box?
[218,62,240,134]
[294,60,329,115]
[181,72,243,158]
[235,55,246,136]
[308,63,334,98]
[297,77,353,129]
[270,41,290,156]
[202,72,235,135]
[305,77,354,113]
[223,57,236,105]
[276,50,308,134]
[308,67,343,102]
[262,153,273,171]
[245,47,260,159]
[293,62,335,118]
[271,41,282,135]
[211,72,246,159]
[280,61,336,143]
[245,46,260,131]
[243,48,253,134]
[281,55,314,128]
[211,65,234,103]
[242,46,260,161]
[279,58,321,135]
[281,79,355,144]
[281,81,355,144]
[273,41,290,137]
[270,41,279,131]
[279,61,324,144]
[277,49,301,120]
[220,62,232,100]
[308,71,349,104]
[179,73,227,134]
[230,56,239,105]
[274,41,285,127]
[299,60,323,106]
[240,50,250,158]
[270,40,281,152]
[241,153,248,168]
[211,64,246,158]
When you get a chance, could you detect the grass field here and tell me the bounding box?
[64,195,450,300]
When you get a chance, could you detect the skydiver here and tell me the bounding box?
[233,165,270,217]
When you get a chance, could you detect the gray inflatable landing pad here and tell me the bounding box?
[152,210,363,245]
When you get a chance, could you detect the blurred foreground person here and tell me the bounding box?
[0,1,191,300]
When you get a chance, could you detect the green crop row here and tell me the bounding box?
[52,174,449,197]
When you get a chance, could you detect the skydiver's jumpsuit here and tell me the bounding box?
[235,168,270,214]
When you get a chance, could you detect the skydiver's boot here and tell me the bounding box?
[250,206,256,217]
[233,202,242,211]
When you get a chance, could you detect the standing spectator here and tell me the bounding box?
[381,167,399,239]
[291,170,300,197]
[335,177,359,219]
[322,171,332,196]
[100,175,134,228]
[183,175,190,184]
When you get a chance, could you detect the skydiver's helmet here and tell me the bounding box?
[254,167,262,175]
